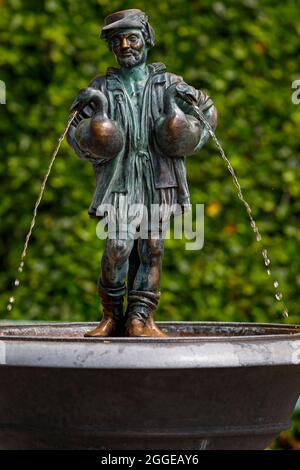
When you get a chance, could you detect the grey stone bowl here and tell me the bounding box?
[0,321,300,450]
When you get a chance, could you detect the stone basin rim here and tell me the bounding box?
[0,321,300,342]
[0,321,300,370]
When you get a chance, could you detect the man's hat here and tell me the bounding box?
[100,9,155,47]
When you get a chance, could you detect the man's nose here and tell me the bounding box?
[120,37,130,49]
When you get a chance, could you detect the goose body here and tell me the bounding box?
[155,82,201,157]
[74,88,124,160]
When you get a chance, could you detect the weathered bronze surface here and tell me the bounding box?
[67,9,217,337]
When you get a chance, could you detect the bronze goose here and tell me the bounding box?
[155,82,201,157]
[72,87,124,160]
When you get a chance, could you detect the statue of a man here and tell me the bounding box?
[67,9,217,337]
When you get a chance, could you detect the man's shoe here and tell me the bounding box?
[84,280,125,337]
[125,318,146,337]
[84,314,119,337]
[146,312,166,337]
[125,315,166,337]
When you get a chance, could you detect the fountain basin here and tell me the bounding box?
[0,321,300,450]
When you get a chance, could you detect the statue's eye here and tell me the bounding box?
[111,38,120,47]
[129,35,138,43]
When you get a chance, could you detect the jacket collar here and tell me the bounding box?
[106,62,166,91]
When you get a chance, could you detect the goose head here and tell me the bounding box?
[175,82,198,106]
[164,82,198,114]
[70,87,108,115]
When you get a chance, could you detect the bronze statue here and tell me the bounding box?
[67,9,217,337]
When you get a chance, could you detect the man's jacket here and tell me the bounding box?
[67,62,217,218]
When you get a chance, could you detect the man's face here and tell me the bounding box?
[109,29,147,68]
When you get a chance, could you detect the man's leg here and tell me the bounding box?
[85,237,134,337]
[125,237,166,337]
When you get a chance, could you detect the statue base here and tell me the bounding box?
[0,321,300,450]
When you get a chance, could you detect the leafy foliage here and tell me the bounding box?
[0,0,300,448]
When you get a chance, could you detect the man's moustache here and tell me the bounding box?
[119,50,138,56]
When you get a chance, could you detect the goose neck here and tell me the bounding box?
[92,92,108,119]
[164,87,184,117]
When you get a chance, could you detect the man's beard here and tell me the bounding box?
[117,49,146,68]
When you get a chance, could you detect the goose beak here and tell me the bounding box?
[70,95,90,112]
[184,91,198,105]
[70,96,82,112]
[70,88,93,112]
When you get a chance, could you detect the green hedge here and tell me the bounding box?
[0,0,299,448]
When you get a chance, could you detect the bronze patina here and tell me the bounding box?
[67,9,217,337]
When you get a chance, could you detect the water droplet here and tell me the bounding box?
[273,281,279,289]
[9,296,15,303]
[20,261,24,267]
[283,309,289,318]
[264,258,271,267]
[256,234,261,242]
[14,279,20,287]
[262,249,268,257]
[275,292,283,301]
[18,266,23,273]
[7,304,13,311]
[267,269,271,276]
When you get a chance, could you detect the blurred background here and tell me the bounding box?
[0,0,300,448]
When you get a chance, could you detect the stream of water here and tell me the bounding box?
[6,111,78,313]
[194,106,288,318]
